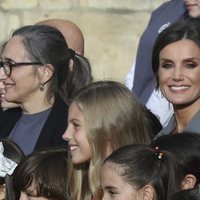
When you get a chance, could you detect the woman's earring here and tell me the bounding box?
[40,83,45,91]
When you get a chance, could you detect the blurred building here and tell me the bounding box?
[0,0,165,82]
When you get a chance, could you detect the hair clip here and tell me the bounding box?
[0,142,18,177]
[154,146,163,160]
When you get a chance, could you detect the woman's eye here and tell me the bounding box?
[160,63,173,69]
[186,63,197,68]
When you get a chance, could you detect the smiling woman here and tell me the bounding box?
[152,21,200,137]
[0,25,92,155]
[158,39,200,106]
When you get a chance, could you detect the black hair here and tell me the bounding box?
[152,133,200,187]
[103,144,181,200]
[13,147,69,200]
[170,185,200,200]
[0,139,25,200]
[144,108,162,139]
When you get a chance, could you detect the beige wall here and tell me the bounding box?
[0,0,166,82]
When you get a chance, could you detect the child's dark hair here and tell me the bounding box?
[170,185,200,200]
[0,139,25,200]
[103,144,181,200]
[13,147,69,200]
[152,133,200,187]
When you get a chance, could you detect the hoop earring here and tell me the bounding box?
[40,84,45,91]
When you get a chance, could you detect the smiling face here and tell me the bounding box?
[184,0,200,18]
[62,102,91,164]
[158,39,200,108]
[0,66,19,109]
[100,161,141,200]
[1,36,42,105]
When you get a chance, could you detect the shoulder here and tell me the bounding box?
[154,115,176,139]
[46,96,68,128]
[51,95,69,114]
[0,107,21,123]
[0,107,22,138]
[185,110,200,132]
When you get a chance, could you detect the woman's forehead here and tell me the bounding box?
[1,36,28,61]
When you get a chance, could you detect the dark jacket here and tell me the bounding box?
[0,95,68,151]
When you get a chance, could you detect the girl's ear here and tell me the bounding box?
[38,64,54,84]
[181,174,197,190]
[139,185,154,200]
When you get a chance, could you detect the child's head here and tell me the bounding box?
[170,185,200,200]
[63,80,151,163]
[63,80,152,199]
[13,147,69,200]
[100,144,181,200]
[0,139,25,200]
[152,133,200,190]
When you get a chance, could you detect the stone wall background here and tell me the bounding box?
[0,0,166,82]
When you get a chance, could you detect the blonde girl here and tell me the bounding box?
[63,80,153,200]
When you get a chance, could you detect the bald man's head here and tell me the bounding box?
[37,19,84,55]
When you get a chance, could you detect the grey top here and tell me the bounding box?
[9,108,52,155]
[155,109,200,139]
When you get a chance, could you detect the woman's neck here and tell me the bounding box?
[20,95,54,114]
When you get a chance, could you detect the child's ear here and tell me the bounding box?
[139,185,154,200]
[181,174,196,190]
[38,64,54,84]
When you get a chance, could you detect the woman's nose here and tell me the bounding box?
[172,66,184,81]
